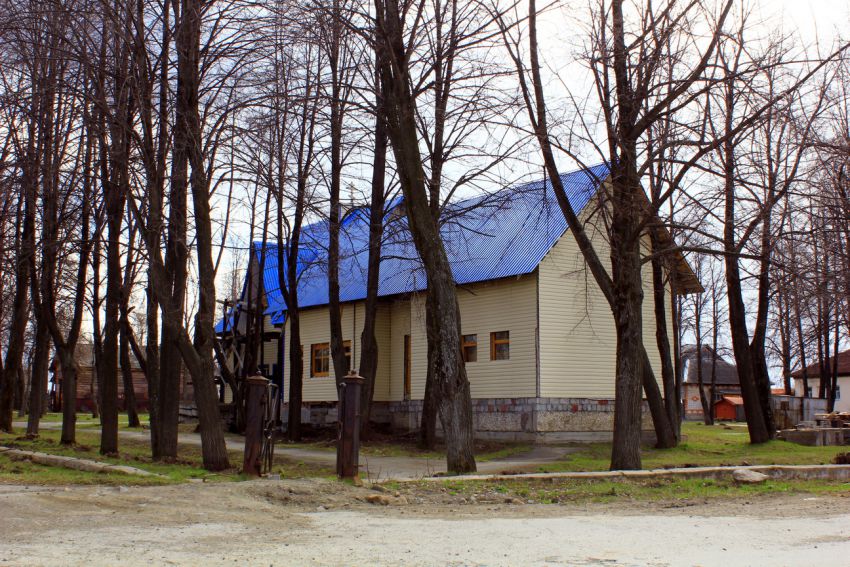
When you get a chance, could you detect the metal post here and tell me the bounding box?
[336,370,364,479]
[242,374,270,476]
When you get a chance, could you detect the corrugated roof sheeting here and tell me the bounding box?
[214,309,236,334]
[223,163,609,326]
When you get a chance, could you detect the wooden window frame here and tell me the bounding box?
[312,341,352,377]
[461,334,478,363]
[311,343,330,377]
[490,331,510,361]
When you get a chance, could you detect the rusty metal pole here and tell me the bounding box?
[242,374,270,476]
[336,370,364,479]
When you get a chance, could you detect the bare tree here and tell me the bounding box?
[373,0,487,472]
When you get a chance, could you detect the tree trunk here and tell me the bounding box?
[749,211,777,436]
[0,143,35,432]
[179,0,230,471]
[640,350,677,448]
[146,283,161,452]
[672,290,684,427]
[58,346,79,444]
[778,293,793,394]
[26,318,51,436]
[376,0,476,473]
[15,367,26,416]
[419,370,439,449]
[828,316,840,412]
[608,160,647,470]
[650,233,679,438]
[100,188,123,455]
[709,293,719,424]
[120,322,141,428]
[721,75,769,444]
[286,313,303,441]
[91,227,104,421]
[156,333,181,459]
[281,173,307,442]
[157,0,191,460]
[327,0,347,387]
[696,347,712,426]
[425,280,476,472]
[520,0,676,463]
[358,75,388,435]
[725,257,770,441]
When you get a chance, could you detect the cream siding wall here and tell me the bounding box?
[455,276,538,399]
[409,293,428,400]
[282,302,392,403]
[388,299,412,400]
[373,304,393,401]
[538,209,673,398]
[281,275,538,404]
[404,277,538,401]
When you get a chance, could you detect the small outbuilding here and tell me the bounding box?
[713,395,745,422]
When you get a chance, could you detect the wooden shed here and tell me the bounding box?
[714,395,746,421]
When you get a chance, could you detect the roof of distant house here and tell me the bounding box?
[715,395,744,406]
[790,349,850,379]
[216,163,701,333]
[681,345,740,386]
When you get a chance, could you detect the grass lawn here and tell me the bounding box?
[33,412,149,429]
[1,415,333,486]
[394,475,850,505]
[539,421,850,473]
[3,415,849,490]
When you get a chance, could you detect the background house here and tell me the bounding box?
[791,349,850,412]
[50,344,198,415]
[219,165,701,441]
[680,345,741,420]
[50,343,148,412]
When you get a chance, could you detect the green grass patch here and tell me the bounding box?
[0,420,333,485]
[32,412,150,428]
[539,422,850,473]
[404,475,850,504]
[0,453,172,486]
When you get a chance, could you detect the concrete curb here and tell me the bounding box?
[385,464,850,484]
[0,446,163,478]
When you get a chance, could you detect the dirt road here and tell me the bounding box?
[19,422,574,479]
[1,480,847,566]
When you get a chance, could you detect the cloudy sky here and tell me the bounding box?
[769,0,847,45]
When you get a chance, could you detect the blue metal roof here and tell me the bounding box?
[214,309,236,335]
[222,163,609,330]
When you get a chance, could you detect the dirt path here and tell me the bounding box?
[1,480,848,566]
[21,422,572,479]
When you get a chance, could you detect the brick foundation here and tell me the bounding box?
[286,397,656,443]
